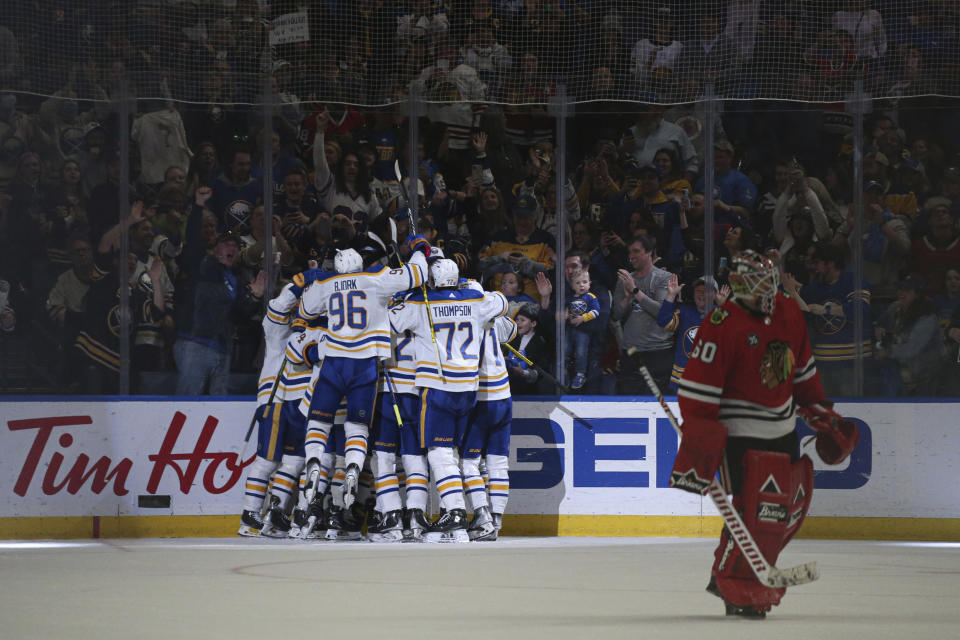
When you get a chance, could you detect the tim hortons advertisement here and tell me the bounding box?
[1,399,958,519]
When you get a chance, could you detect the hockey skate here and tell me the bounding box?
[706,576,768,619]
[288,507,309,539]
[262,505,293,538]
[425,508,469,543]
[324,504,363,541]
[402,508,430,542]
[467,506,497,541]
[238,509,264,537]
[492,512,503,535]
[300,494,328,540]
[367,509,404,543]
[342,463,360,509]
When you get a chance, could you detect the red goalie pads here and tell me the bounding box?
[669,417,727,495]
[713,450,813,610]
[797,403,859,465]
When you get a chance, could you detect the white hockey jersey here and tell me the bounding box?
[477,315,517,402]
[298,255,426,361]
[389,288,508,392]
[257,288,312,405]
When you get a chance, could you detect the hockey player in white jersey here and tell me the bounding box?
[297,245,427,514]
[238,280,317,537]
[368,296,428,542]
[462,294,517,541]
[389,259,508,542]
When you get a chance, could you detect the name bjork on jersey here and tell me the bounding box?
[334,279,357,292]
[434,304,472,318]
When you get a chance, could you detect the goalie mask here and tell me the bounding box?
[334,248,363,274]
[728,249,780,316]
[429,258,459,289]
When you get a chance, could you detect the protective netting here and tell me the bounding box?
[2,1,959,108]
[2,1,960,398]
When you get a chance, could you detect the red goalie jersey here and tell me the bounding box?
[677,292,826,440]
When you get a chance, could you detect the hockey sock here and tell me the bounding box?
[304,419,332,463]
[486,454,510,515]
[358,456,374,506]
[459,456,489,513]
[372,451,403,513]
[396,457,407,504]
[428,446,466,512]
[331,456,346,508]
[271,455,305,512]
[243,456,280,513]
[402,454,429,511]
[343,420,369,471]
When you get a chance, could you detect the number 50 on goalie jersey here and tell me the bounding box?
[298,261,424,361]
[390,289,508,392]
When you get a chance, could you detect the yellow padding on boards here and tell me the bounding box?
[2,515,960,541]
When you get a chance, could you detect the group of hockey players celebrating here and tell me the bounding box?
[238,211,512,543]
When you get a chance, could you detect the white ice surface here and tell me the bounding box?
[2,537,958,639]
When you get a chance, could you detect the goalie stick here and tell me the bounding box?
[626,347,819,589]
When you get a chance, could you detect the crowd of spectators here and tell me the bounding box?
[1,1,959,397]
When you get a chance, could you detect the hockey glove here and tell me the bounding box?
[406,234,431,258]
[796,402,859,465]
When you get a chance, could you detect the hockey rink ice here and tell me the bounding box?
[2,537,958,639]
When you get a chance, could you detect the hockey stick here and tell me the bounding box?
[393,160,447,383]
[382,366,405,428]
[501,342,594,431]
[625,347,819,588]
[240,357,287,463]
[502,341,569,393]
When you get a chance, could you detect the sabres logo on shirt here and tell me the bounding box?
[709,308,729,325]
[758,339,795,390]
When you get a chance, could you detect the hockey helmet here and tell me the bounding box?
[334,248,363,274]
[429,258,459,289]
[728,249,780,316]
[427,246,445,264]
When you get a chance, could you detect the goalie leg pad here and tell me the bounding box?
[714,450,793,610]
[670,417,728,494]
[784,455,814,545]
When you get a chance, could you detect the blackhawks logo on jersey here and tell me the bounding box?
[758,340,795,390]
[709,308,729,325]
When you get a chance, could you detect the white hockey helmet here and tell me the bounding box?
[429,258,459,289]
[728,249,780,316]
[334,248,363,274]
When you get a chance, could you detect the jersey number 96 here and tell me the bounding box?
[329,291,367,330]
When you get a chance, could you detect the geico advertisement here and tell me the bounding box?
[0,400,956,519]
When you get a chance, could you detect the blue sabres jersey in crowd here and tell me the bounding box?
[799,271,873,365]
[656,299,706,391]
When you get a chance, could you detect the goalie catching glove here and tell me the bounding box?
[796,402,859,465]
